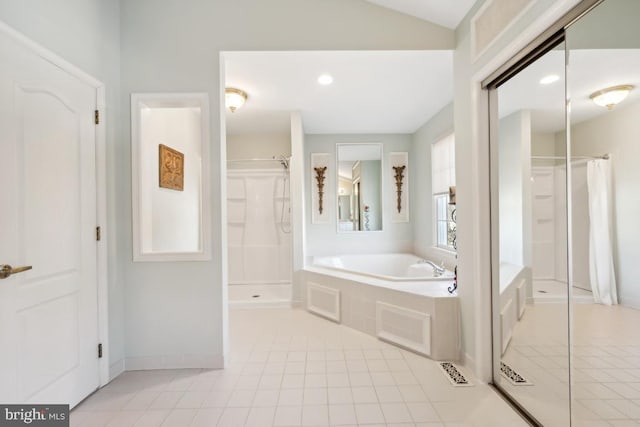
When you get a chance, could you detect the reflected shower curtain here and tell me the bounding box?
[587,159,618,305]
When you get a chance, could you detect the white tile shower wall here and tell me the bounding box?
[304,134,413,257]
[227,170,291,286]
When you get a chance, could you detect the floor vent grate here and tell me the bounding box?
[439,362,473,387]
[500,361,533,386]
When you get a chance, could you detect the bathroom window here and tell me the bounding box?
[432,133,456,251]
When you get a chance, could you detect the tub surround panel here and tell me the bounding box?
[376,301,431,356]
[498,264,530,355]
[500,299,515,355]
[306,281,341,322]
[303,262,461,361]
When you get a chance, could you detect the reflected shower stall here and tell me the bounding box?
[227,157,292,307]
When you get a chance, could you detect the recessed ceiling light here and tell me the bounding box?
[317,74,334,85]
[540,74,560,85]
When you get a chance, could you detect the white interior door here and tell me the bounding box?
[0,31,100,408]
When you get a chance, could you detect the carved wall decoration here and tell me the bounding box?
[159,144,184,191]
[389,152,409,223]
[392,165,406,213]
[314,166,327,214]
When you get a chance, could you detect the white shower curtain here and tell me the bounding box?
[587,159,618,305]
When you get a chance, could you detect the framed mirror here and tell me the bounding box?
[131,93,211,261]
[336,143,382,232]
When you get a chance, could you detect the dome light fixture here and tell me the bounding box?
[590,85,634,110]
[225,87,248,113]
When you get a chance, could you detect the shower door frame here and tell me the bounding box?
[482,0,603,425]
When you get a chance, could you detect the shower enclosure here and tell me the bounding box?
[227,157,292,307]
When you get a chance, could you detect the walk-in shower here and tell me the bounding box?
[226,156,292,307]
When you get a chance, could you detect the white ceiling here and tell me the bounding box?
[364,0,476,29]
[499,49,640,134]
[224,50,453,135]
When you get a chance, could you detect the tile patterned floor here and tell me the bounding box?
[501,302,640,426]
[72,308,526,426]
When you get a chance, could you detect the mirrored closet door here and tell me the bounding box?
[488,0,640,425]
[490,39,571,427]
[565,0,640,424]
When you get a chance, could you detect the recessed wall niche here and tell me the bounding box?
[131,93,211,261]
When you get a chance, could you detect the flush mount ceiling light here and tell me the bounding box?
[590,85,634,110]
[317,74,334,85]
[540,74,560,85]
[225,88,247,113]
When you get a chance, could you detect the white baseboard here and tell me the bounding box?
[124,354,225,371]
[621,295,640,310]
[109,359,125,381]
[229,301,291,309]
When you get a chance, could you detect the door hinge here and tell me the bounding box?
[94,110,100,125]
[98,343,103,358]
[96,226,101,241]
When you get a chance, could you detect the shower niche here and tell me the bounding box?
[131,93,211,262]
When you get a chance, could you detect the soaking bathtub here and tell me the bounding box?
[303,253,461,361]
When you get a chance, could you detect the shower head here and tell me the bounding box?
[275,155,290,170]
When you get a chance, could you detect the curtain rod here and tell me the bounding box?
[227,157,290,163]
[531,154,609,160]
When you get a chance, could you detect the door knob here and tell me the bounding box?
[0,264,32,279]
